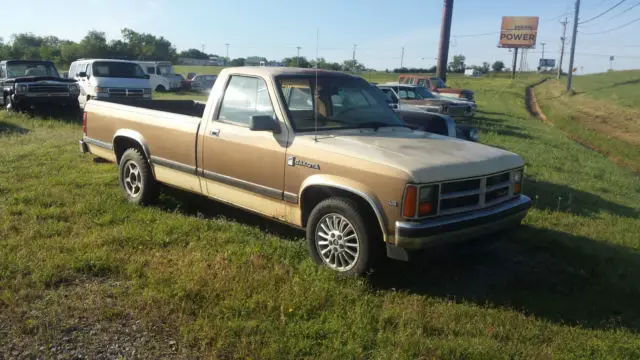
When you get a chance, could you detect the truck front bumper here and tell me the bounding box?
[394,195,532,250]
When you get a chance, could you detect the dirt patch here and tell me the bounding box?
[526,80,640,174]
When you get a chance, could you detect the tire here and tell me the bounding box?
[306,197,383,276]
[118,148,159,206]
[155,85,166,92]
[4,96,18,112]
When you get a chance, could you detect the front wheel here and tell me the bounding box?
[155,85,166,92]
[306,198,382,276]
[118,148,159,205]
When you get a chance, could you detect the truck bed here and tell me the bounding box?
[101,98,206,118]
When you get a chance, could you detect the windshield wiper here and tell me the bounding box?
[355,121,408,131]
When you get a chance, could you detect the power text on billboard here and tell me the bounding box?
[499,16,539,48]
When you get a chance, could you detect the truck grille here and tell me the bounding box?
[28,84,69,94]
[446,105,468,117]
[107,88,144,98]
[437,170,514,216]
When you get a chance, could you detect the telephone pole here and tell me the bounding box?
[557,18,568,79]
[352,44,357,61]
[225,43,229,60]
[541,42,546,59]
[436,0,454,82]
[566,0,580,92]
[400,47,405,68]
[296,46,301,67]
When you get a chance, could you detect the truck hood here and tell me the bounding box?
[6,76,76,84]
[297,127,523,183]
[90,77,151,89]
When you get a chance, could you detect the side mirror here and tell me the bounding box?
[249,115,281,134]
[78,72,87,78]
[389,103,398,110]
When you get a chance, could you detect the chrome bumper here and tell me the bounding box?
[394,195,531,249]
[79,139,89,153]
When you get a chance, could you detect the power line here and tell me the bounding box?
[579,15,640,33]
[579,0,628,24]
[452,31,499,38]
[607,0,640,19]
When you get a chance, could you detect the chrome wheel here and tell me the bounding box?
[123,161,142,197]
[315,213,360,272]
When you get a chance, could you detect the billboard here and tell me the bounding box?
[499,16,539,48]
[539,58,556,67]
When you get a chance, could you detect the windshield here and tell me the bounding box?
[430,77,447,88]
[277,75,405,132]
[414,86,437,99]
[92,62,147,78]
[6,62,60,78]
[157,64,174,76]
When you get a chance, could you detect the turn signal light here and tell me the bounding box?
[419,202,434,216]
[514,183,521,194]
[82,112,87,136]
[403,186,417,217]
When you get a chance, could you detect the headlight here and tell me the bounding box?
[513,170,523,194]
[439,104,445,113]
[402,184,439,218]
[15,84,28,94]
[69,84,80,93]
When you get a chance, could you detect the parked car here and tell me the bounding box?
[398,74,475,101]
[190,74,218,93]
[79,67,531,276]
[133,60,182,92]
[68,58,152,110]
[377,83,475,119]
[0,59,80,112]
[390,101,478,142]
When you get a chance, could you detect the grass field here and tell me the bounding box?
[535,71,640,171]
[1,72,640,359]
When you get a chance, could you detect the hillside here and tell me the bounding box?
[569,70,640,110]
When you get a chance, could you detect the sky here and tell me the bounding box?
[1,0,639,75]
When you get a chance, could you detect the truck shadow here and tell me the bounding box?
[17,107,82,124]
[155,186,305,241]
[368,225,640,332]
[523,178,639,218]
[0,121,30,136]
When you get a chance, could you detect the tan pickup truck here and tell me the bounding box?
[79,67,532,276]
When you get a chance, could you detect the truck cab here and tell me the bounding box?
[135,61,182,92]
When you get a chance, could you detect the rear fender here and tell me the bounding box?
[112,129,153,175]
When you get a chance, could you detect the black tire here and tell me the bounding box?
[4,95,18,112]
[155,85,166,92]
[118,148,159,206]
[306,197,383,277]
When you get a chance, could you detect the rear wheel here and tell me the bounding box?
[155,85,166,92]
[118,148,159,206]
[306,197,383,276]
[3,96,18,112]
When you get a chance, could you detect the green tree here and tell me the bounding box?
[283,56,311,68]
[230,58,246,66]
[448,54,466,73]
[492,61,505,72]
[179,48,209,59]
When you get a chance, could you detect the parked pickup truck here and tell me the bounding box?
[1,60,80,112]
[79,67,532,276]
[398,74,475,102]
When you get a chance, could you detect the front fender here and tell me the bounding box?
[299,174,389,242]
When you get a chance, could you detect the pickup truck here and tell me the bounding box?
[79,67,532,276]
[1,59,80,112]
[398,74,475,102]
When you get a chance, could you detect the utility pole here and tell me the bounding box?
[541,42,546,59]
[352,44,357,61]
[436,0,454,82]
[566,0,580,92]
[400,47,405,68]
[557,18,568,79]
[225,43,229,62]
[296,46,301,67]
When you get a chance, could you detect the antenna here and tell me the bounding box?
[314,28,319,142]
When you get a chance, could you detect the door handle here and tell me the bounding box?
[209,128,220,136]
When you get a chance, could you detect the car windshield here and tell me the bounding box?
[277,75,405,132]
[157,64,173,76]
[92,62,147,78]
[430,77,447,88]
[414,86,437,99]
[6,62,60,78]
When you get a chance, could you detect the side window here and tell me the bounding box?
[68,63,76,78]
[217,76,275,126]
[0,65,5,78]
[398,89,419,100]
[380,89,398,103]
[417,79,428,87]
[147,67,154,74]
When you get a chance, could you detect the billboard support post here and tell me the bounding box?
[511,48,519,79]
[436,0,454,82]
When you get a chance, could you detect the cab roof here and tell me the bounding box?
[219,66,361,79]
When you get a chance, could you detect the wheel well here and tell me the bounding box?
[300,186,383,233]
[113,136,147,165]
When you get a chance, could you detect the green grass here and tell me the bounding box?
[1,74,640,358]
[567,70,640,110]
[535,77,640,170]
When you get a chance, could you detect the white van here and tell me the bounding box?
[133,61,181,92]
[68,59,152,109]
